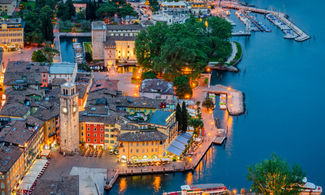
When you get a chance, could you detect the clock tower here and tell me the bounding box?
[59,82,79,155]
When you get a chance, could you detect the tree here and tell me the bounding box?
[32,50,47,62]
[189,118,203,136]
[96,2,117,18]
[195,101,202,120]
[86,0,98,20]
[247,154,305,194]
[32,45,59,62]
[176,103,182,132]
[40,5,54,42]
[173,76,192,99]
[85,52,92,62]
[66,0,76,19]
[202,97,214,111]
[118,4,138,18]
[141,71,157,80]
[181,102,188,133]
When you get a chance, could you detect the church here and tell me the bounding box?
[91,21,143,73]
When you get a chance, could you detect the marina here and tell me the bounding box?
[215,1,310,42]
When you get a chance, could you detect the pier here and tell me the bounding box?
[217,1,310,42]
[204,84,245,116]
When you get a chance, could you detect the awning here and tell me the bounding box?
[19,159,48,191]
[166,145,183,156]
[40,149,51,157]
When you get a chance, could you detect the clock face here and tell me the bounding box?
[62,107,68,114]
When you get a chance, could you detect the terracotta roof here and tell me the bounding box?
[0,144,23,173]
[117,131,167,142]
[33,175,79,195]
[104,36,136,46]
[51,78,67,86]
[140,79,174,95]
[106,24,143,31]
[0,102,29,118]
[0,120,41,146]
[90,79,119,92]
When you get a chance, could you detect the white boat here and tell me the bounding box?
[300,177,322,195]
[163,183,227,195]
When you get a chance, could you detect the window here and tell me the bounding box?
[110,140,114,143]
[105,134,109,137]
[87,133,90,137]
[94,139,97,142]
[136,143,139,146]
[94,133,97,137]
[152,142,154,146]
[100,134,103,137]
[131,143,133,146]
[110,135,114,138]
[142,149,144,153]
[87,128,90,131]
[87,139,90,142]
[136,149,139,153]
[100,139,103,143]
[105,140,109,143]
[142,142,144,146]
[130,149,133,153]
[146,142,149,146]
[123,149,125,152]
[151,149,153,152]
[81,132,83,136]
[155,148,158,152]
[101,128,103,132]
[94,128,97,131]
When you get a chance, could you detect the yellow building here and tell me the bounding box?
[0,17,24,51]
[0,0,17,16]
[0,145,25,195]
[117,131,167,162]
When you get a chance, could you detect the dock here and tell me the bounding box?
[217,1,310,42]
[204,84,245,116]
[232,31,251,36]
[212,129,227,145]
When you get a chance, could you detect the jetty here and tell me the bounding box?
[213,129,227,145]
[204,84,245,116]
[217,1,310,41]
[232,30,251,36]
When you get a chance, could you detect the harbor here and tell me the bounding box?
[213,1,310,42]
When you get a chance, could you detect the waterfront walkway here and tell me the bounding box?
[226,42,237,64]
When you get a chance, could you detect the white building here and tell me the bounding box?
[139,79,175,102]
[49,62,77,83]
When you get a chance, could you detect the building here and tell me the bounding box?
[0,118,44,171]
[0,0,17,16]
[0,17,23,51]
[139,79,175,102]
[0,144,24,195]
[117,131,167,162]
[147,110,178,144]
[91,22,142,72]
[32,175,79,195]
[187,0,209,15]
[151,1,189,25]
[49,62,78,83]
[75,72,94,110]
[4,61,49,90]
[59,82,79,155]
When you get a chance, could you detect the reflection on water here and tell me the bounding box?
[153,176,161,192]
[185,172,193,185]
[119,178,127,193]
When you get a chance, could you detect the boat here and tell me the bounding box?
[219,94,227,110]
[300,177,322,195]
[163,183,227,195]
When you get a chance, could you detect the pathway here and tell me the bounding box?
[226,42,237,64]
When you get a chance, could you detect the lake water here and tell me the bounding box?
[108,0,325,194]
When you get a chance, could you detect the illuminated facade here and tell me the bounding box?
[0,145,24,195]
[91,22,142,72]
[118,131,167,162]
[0,17,24,51]
[0,0,16,16]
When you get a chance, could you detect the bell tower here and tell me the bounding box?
[59,82,79,155]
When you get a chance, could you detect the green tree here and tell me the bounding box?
[118,4,138,18]
[181,102,188,133]
[86,0,98,20]
[32,50,47,62]
[202,97,214,111]
[40,5,54,42]
[173,76,192,99]
[141,71,157,80]
[66,0,76,19]
[247,154,305,194]
[189,118,203,136]
[96,2,117,18]
[176,103,183,132]
[85,52,92,62]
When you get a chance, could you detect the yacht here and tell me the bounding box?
[300,177,322,195]
[163,183,227,195]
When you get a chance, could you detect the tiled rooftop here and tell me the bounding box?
[140,79,174,95]
[0,144,23,173]
[117,130,167,142]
